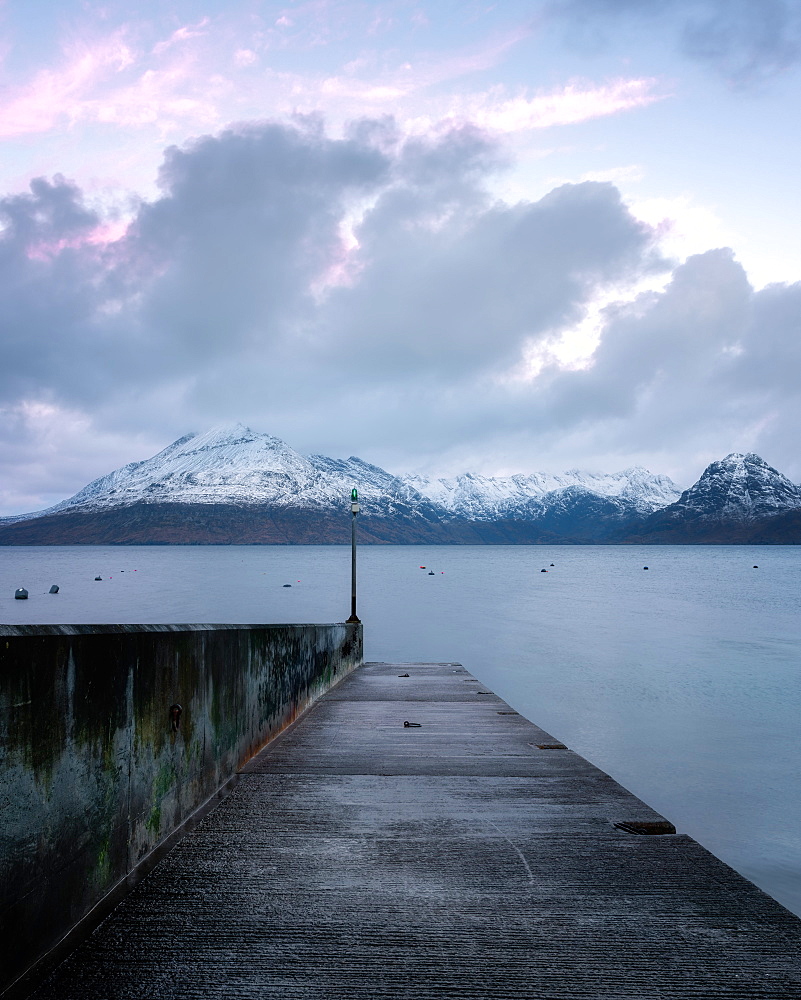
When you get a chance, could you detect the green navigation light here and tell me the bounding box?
[351,488,358,501]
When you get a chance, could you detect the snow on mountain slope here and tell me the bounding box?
[29,425,335,516]
[666,453,801,522]
[403,467,680,520]
[8,427,795,537]
[13,425,438,522]
[305,454,443,520]
[36,422,679,522]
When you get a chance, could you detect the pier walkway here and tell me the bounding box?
[21,662,801,998]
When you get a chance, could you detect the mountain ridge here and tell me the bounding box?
[1,427,799,544]
[627,452,801,543]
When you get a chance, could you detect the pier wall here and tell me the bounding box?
[0,621,362,991]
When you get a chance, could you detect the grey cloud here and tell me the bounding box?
[739,281,801,392]
[2,117,800,509]
[548,0,801,83]
[1,120,658,417]
[528,250,754,440]
[330,246,800,482]
[129,121,390,367]
[320,179,661,379]
[0,122,391,414]
[0,177,110,401]
[494,248,801,479]
[0,176,98,244]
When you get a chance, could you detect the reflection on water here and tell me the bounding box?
[2,543,800,916]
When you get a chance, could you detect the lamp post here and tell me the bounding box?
[346,488,360,624]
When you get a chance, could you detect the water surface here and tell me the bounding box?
[2,544,799,917]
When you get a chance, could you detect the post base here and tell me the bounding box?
[345,615,361,624]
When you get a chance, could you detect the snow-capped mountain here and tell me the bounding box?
[403,467,680,521]
[15,425,431,522]
[1,428,799,544]
[12,423,679,523]
[305,454,444,522]
[0,425,448,541]
[632,453,801,542]
[43,425,321,512]
[669,453,801,521]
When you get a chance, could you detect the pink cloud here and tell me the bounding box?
[0,27,224,138]
[319,76,407,100]
[25,218,129,261]
[152,18,210,56]
[0,33,136,136]
[446,78,666,133]
[88,64,225,130]
[234,49,258,67]
[259,27,534,118]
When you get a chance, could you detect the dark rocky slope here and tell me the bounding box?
[624,453,801,543]
[1,439,799,545]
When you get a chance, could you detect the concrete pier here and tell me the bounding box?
[15,662,801,998]
[0,622,362,991]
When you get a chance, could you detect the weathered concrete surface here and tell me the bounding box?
[15,661,801,999]
[0,623,362,992]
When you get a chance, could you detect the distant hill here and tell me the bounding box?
[624,453,801,544]
[0,426,799,544]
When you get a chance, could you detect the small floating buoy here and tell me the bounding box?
[753,565,759,569]
[49,585,59,594]
[94,576,102,581]
[550,563,554,567]
[14,588,28,600]
[428,570,435,575]
[643,566,649,570]
[540,569,547,573]
[282,584,292,588]
[420,565,426,569]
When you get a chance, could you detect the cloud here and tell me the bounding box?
[0,116,657,407]
[0,399,160,513]
[1,115,800,512]
[445,78,663,133]
[548,0,801,83]
[0,176,115,403]
[0,26,223,139]
[0,33,135,137]
[321,176,661,382]
[500,248,801,480]
[234,49,258,68]
[152,19,211,57]
[679,0,801,82]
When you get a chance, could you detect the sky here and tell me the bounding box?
[1,0,801,514]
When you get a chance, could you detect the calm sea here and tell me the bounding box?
[3,544,800,918]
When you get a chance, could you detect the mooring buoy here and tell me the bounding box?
[14,588,28,600]
[49,585,59,594]
[94,576,102,581]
